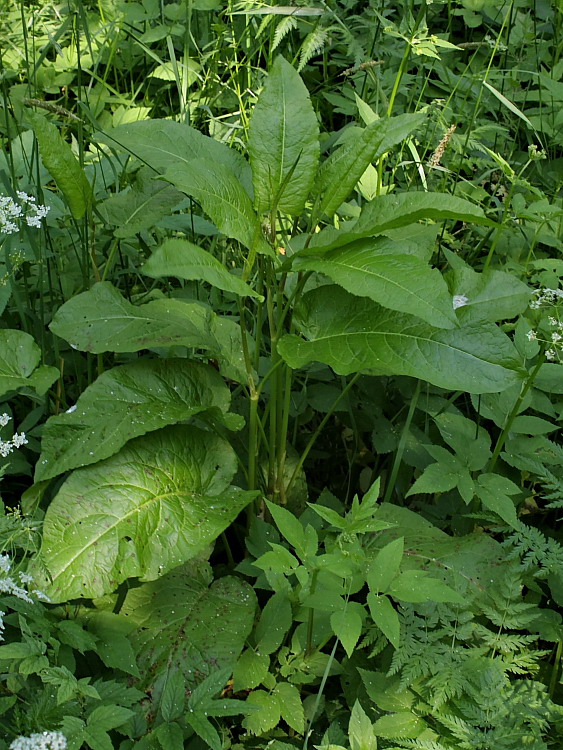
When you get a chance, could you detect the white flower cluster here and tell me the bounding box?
[9,731,67,750]
[0,192,49,235]
[0,553,51,635]
[0,414,28,458]
[529,288,563,310]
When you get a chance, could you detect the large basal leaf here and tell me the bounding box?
[316,113,425,218]
[294,241,457,329]
[142,238,262,299]
[50,281,219,354]
[248,55,319,216]
[26,110,92,220]
[35,359,232,482]
[36,425,257,601]
[447,267,531,322]
[0,330,59,397]
[277,285,523,393]
[164,159,273,256]
[305,192,494,255]
[97,169,183,238]
[120,562,255,701]
[95,119,253,197]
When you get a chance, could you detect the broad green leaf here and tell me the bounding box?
[372,712,425,739]
[254,591,293,654]
[278,286,522,394]
[266,500,307,557]
[367,538,404,593]
[143,238,262,298]
[121,564,255,700]
[243,690,281,734]
[447,267,531,321]
[317,113,425,218]
[85,612,140,678]
[36,425,257,600]
[36,358,231,481]
[49,281,226,358]
[95,119,252,196]
[187,711,222,750]
[475,472,520,528]
[406,460,464,497]
[0,330,58,397]
[248,55,319,216]
[233,649,270,691]
[349,700,377,750]
[294,242,457,329]
[307,192,493,255]
[160,670,186,721]
[97,169,183,238]
[154,722,184,750]
[367,594,400,648]
[330,604,364,658]
[26,110,92,219]
[389,570,464,603]
[82,726,113,750]
[358,670,414,712]
[87,705,134,732]
[164,159,273,256]
[433,412,491,471]
[275,682,305,734]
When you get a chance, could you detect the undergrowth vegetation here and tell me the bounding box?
[1,0,563,747]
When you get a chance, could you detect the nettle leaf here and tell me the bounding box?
[367,593,400,648]
[0,330,59,397]
[164,159,273,256]
[233,649,270,691]
[278,285,523,394]
[95,118,252,196]
[36,358,232,481]
[433,412,491,472]
[447,267,531,322]
[330,603,364,658]
[316,113,425,218]
[243,690,281,734]
[249,55,319,216]
[275,682,305,734]
[49,282,247,382]
[294,242,457,329]
[388,570,464,604]
[120,563,255,700]
[349,700,377,750]
[254,591,293,655]
[143,238,262,299]
[36,425,257,601]
[26,110,92,220]
[97,169,183,238]
[475,473,520,528]
[306,192,493,255]
[367,537,404,593]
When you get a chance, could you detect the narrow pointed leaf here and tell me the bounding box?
[278,285,522,393]
[26,110,92,220]
[248,55,319,216]
[306,192,493,255]
[36,425,257,601]
[317,113,425,218]
[294,243,457,328]
[35,359,231,481]
[143,238,262,298]
[164,159,272,256]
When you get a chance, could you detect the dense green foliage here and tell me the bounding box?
[1,0,563,748]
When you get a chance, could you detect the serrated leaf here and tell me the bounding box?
[367,538,404,593]
[35,358,231,481]
[161,670,185,721]
[35,425,257,600]
[87,705,134,732]
[367,594,400,648]
[294,243,457,329]
[406,462,460,496]
[233,649,270,691]
[372,711,425,739]
[317,113,425,217]
[476,473,520,527]
[278,285,522,394]
[164,159,272,256]
[26,110,92,219]
[243,690,281,734]
[85,612,140,678]
[143,238,262,298]
[249,55,319,216]
[330,605,364,658]
[255,591,293,655]
[349,700,377,750]
[388,571,464,603]
[275,681,305,733]
[266,500,307,557]
[187,711,222,750]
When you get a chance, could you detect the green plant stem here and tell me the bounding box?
[383,379,421,504]
[305,569,319,655]
[286,373,360,500]
[549,639,562,699]
[488,355,545,473]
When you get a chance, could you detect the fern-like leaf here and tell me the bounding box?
[298,26,329,72]
[272,16,298,51]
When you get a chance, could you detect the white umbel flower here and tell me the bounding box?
[9,731,67,750]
